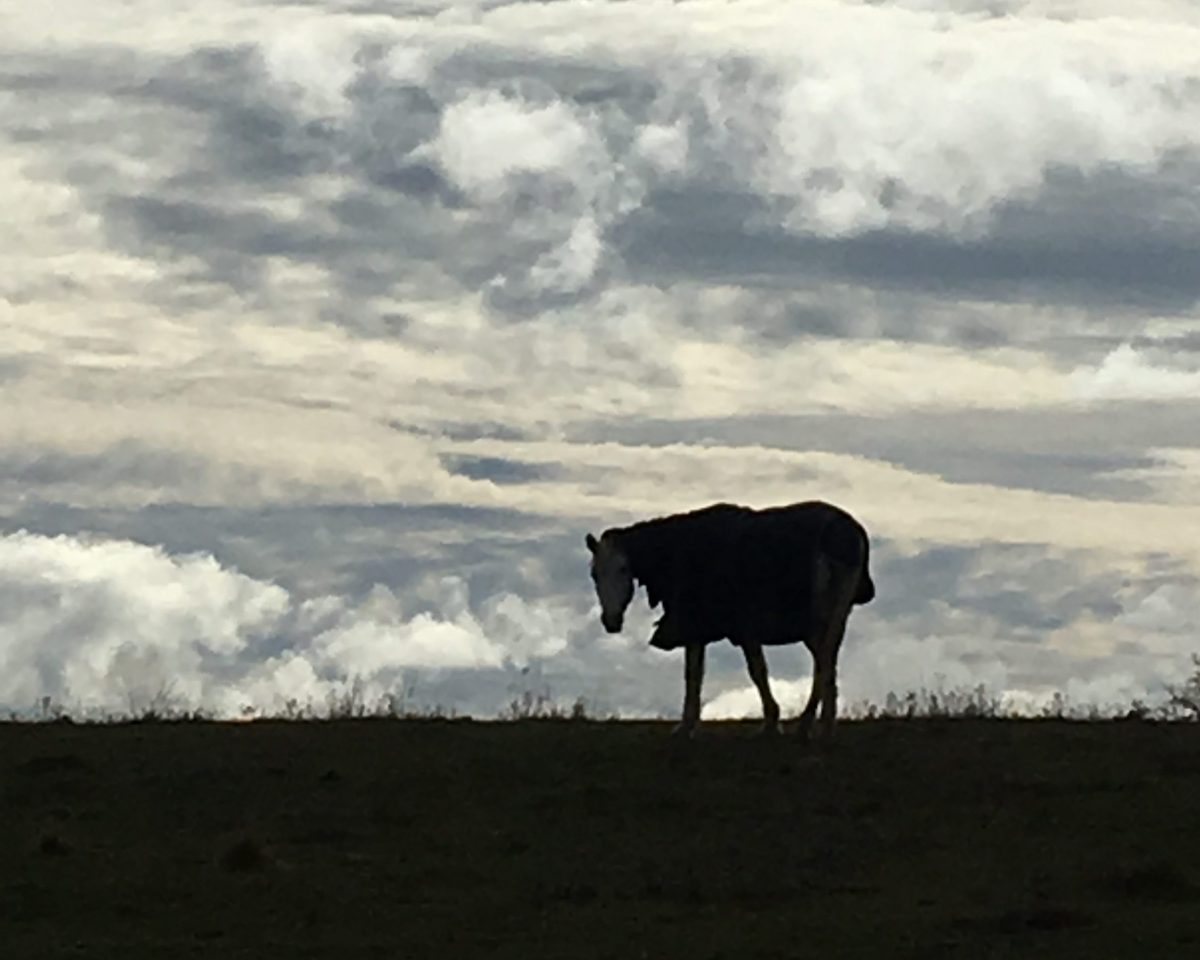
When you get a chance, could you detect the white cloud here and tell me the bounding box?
[0,532,577,716]
[480,592,576,661]
[427,89,639,294]
[432,91,598,202]
[1117,582,1200,639]
[408,0,1200,240]
[527,215,604,293]
[311,583,507,672]
[705,678,809,721]
[0,531,289,711]
[633,121,689,176]
[1115,449,1200,505]
[668,5,1200,236]
[1071,344,1200,401]
[260,21,366,120]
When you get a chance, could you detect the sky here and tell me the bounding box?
[3,0,1199,720]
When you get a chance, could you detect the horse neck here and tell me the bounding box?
[612,519,676,590]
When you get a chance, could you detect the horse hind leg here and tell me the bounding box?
[796,650,823,742]
[814,561,861,742]
[795,555,831,742]
[741,643,780,736]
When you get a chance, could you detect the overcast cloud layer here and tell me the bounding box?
[3,0,1199,719]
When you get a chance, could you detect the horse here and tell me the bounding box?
[586,501,874,740]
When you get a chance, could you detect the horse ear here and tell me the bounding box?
[585,533,598,554]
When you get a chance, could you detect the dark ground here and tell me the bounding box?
[2,718,1198,959]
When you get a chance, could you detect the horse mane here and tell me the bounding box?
[604,503,751,609]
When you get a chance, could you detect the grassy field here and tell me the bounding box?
[2,718,1198,959]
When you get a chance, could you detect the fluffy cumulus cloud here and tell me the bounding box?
[0,532,289,712]
[1071,344,1200,401]
[3,0,1200,718]
[0,530,586,717]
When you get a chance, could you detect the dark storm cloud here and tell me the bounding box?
[618,164,1200,317]
[1134,330,1200,354]
[433,42,660,115]
[107,194,331,264]
[571,400,1200,500]
[0,441,276,498]
[0,442,195,488]
[441,454,562,485]
[0,46,138,99]
[134,47,339,184]
[1,499,570,599]
[0,356,32,383]
[420,422,533,443]
[2,44,448,313]
[876,541,1128,640]
[13,27,1200,332]
[53,37,614,318]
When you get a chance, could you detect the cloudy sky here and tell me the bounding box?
[3,0,1199,719]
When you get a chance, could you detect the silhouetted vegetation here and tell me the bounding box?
[1166,654,1200,721]
[10,675,1200,726]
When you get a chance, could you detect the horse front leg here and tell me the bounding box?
[673,644,706,738]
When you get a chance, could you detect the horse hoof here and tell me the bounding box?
[671,722,698,740]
